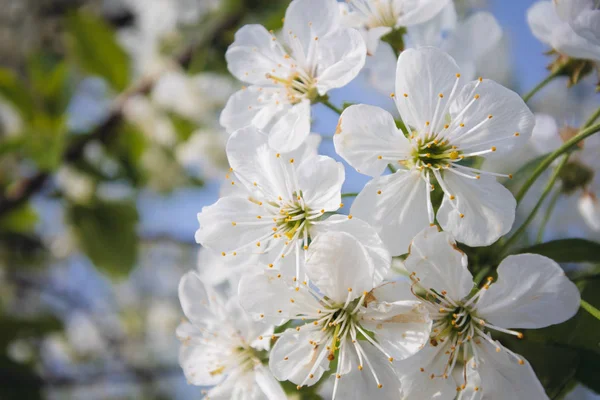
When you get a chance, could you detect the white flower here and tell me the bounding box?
[177,271,286,400]
[196,125,389,280]
[239,231,432,399]
[221,0,366,152]
[339,0,451,55]
[367,3,503,93]
[397,226,580,399]
[334,47,534,253]
[528,0,600,62]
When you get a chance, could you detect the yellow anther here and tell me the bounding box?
[491,146,497,151]
[221,252,226,256]
[444,124,449,129]
[358,365,363,371]
[377,190,382,195]
[348,215,353,219]
[478,77,483,82]
[268,263,274,268]
[378,384,383,389]
[474,94,480,99]
[348,288,353,292]
[390,93,395,98]
[231,222,237,226]
[257,215,262,219]
[289,158,294,163]
[449,151,459,160]
[488,115,493,119]
[456,73,461,78]
[439,93,444,98]
[449,195,455,200]
[378,155,383,160]
[518,359,525,365]
[256,242,261,247]
[388,357,394,362]
[459,213,465,218]
[403,93,408,97]
[508,174,513,179]
[276,153,281,158]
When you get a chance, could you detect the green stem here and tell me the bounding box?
[515,122,600,204]
[341,192,358,198]
[581,299,600,320]
[522,66,566,103]
[536,188,561,244]
[387,163,397,174]
[320,99,343,115]
[500,155,569,255]
[583,106,600,129]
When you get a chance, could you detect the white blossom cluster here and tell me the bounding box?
[176,0,600,399]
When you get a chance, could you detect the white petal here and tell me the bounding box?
[397,343,457,399]
[220,86,287,135]
[268,99,312,153]
[239,271,320,324]
[395,0,453,27]
[407,2,457,48]
[315,28,367,94]
[579,192,600,231]
[530,113,562,155]
[552,21,600,61]
[178,271,219,328]
[365,26,392,55]
[395,47,461,130]
[447,79,534,154]
[437,173,516,247]
[475,254,581,329]
[305,231,387,303]
[360,298,431,360]
[283,0,340,52]
[179,341,227,386]
[253,364,287,400]
[527,1,562,48]
[404,226,473,301]
[310,215,391,287]
[365,43,397,95]
[445,12,502,67]
[351,170,430,256]
[334,104,411,177]
[196,196,272,252]
[554,0,593,21]
[269,328,330,386]
[225,25,288,85]
[474,340,548,400]
[333,343,403,399]
[571,8,600,43]
[296,155,344,211]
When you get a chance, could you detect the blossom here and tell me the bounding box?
[339,0,451,55]
[239,230,431,399]
[397,227,580,399]
[177,271,286,399]
[528,0,600,62]
[367,3,503,93]
[196,125,388,280]
[221,0,366,152]
[334,47,534,253]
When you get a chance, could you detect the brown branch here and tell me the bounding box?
[0,9,244,218]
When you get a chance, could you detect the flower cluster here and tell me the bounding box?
[176,0,598,399]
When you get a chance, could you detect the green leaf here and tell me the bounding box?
[27,55,70,117]
[0,68,34,119]
[68,199,139,279]
[0,205,38,234]
[65,11,130,91]
[23,114,67,171]
[516,239,600,264]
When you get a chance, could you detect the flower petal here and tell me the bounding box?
[267,99,312,153]
[220,86,287,135]
[351,170,430,256]
[254,364,287,400]
[196,196,273,252]
[579,192,600,231]
[360,298,431,361]
[527,1,562,47]
[310,215,391,287]
[404,226,473,301]
[225,25,288,85]
[305,231,387,303]
[239,271,320,325]
[334,104,411,177]
[314,27,367,94]
[178,271,220,328]
[395,47,461,131]
[296,155,344,211]
[395,0,453,27]
[269,328,330,386]
[447,79,534,154]
[333,343,403,399]
[437,173,516,247]
[179,341,227,386]
[445,12,503,68]
[476,254,581,329]
[283,0,340,52]
[474,340,548,400]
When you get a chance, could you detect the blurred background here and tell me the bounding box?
[0,0,598,399]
